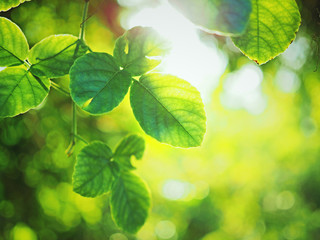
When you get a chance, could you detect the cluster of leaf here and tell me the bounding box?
[73,135,150,233]
[70,26,206,148]
[0,17,206,232]
[0,0,303,235]
[0,10,208,236]
[0,17,87,118]
[169,0,301,64]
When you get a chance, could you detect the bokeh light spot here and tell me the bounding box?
[155,220,176,239]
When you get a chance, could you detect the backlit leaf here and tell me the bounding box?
[169,0,252,35]
[232,0,301,64]
[0,66,50,118]
[29,34,88,78]
[69,52,132,115]
[113,26,169,76]
[0,0,29,12]
[110,171,151,233]
[0,17,29,67]
[114,135,145,169]
[130,73,206,148]
[72,141,118,197]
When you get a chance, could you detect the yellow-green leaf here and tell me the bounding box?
[232,0,301,64]
[130,74,206,148]
[113,27,169,76]
[0,66,50,118]
[0,17,29,67]
[0,0,29,12]
[29,34,88,78]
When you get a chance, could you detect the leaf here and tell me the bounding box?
[0,0,29,12]
[29,34,88,78]
[130,73,206,148]
[169,0,252,35]
[232,0,301,64]
[0,17,29,67]
[110,171,151,233]
[69,52,132,115]
[72,141,118,197]
[113,26,169,76]
[114,135,145,169]
[0,66,50,118]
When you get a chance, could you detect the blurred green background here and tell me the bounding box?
[1,0,320,239]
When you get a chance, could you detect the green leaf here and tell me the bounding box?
[110,171,151,233]
[113,26,169,76]
[169,0,252,35]
[114,135,145,169]
[72,141,118,197]
[0,0,29,12]
[69,52,132,115]
[0,66,50,118]
[29,34,88,78]
[130,74,206,148]
[0,17,29,67]
[232,0,301,64]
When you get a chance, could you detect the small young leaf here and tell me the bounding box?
[110,171,151,233]
[69,52,132,115]
[29,34,88,78]
[0,17,29,67]
[232,0,301,64]
[114,135,145,169]
[73,141,118,197]
[0,0,29,12]
[130,74,206,148]
[0,66,50,118]
[169,0,252,35]
[113,26,169,76]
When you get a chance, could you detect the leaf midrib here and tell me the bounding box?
[74,158,112,191]
[0,45,24,64]
[84,69,123,108]
[0,69,28,112]
[134,79,197,144]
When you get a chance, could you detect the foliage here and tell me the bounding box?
[232,0,301,64]
[0,0,29,12]
[0,0,311,238]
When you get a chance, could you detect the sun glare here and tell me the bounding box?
[220,64,267,115]
[120,0,228,102]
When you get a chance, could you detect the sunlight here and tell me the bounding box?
[121,0,228,102]
[220,64,267,115]
[275,67,301,93]
[155,220,176,239]
[162,179,191,200]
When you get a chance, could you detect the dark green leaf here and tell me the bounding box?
[69,52,132,115]
[114,135,145,169]
[169,0,252,35]
[72,141,118,197]
[113,26,169,76]
[29,34,88,78]
[110,171,151,233]
[0,17,29,67]
[0,66,50,118]
[130,74,206,148]
[232,0,301,64]
[0,0,29,12]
